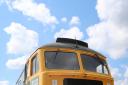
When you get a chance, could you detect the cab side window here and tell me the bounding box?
[32,55,39,75]
[25,63,29,80]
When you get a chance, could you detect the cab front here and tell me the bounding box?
[40,47,114,85]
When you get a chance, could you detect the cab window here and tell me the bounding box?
[25,63,29,80]
[44,51,79,70]
[81,54,109,74]
[32,55,39,75]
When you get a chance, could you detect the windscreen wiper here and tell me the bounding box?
[52,51,58,63]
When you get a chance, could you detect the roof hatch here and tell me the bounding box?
[56,38,88,48]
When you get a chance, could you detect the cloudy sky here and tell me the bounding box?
[0,0,128,85]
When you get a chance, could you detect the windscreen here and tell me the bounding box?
[45,51,79,70]
[81,54,109,74]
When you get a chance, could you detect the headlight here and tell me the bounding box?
[107,82,110,85]
[52,80,58,85]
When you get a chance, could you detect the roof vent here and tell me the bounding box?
[56,38,88,48]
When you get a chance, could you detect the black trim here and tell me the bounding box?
[56,38,88,48]
[63,78,103,85]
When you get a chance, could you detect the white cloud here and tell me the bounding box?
[6,55,28,69]
[4,0,58,26]
[124,66,128,78]
[69,16,80,25]
[121,79,128,85]
[54,27,83,40]
[86,0,128,59]
[61,17,67,23]
[115,75,128,85]
[110,67,122,85]
[0,81,9,85]
[4,22,38,54]
[114,79,128,85]
[110,66,128,85]
[110,67,121,80]
[96,0,128,27]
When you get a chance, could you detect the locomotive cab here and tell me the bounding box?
[16,38,114,85]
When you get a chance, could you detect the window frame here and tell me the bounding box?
[80,54,109,75]
[44,51,80,70]
[24,62,29,82]
[31,54,39,75]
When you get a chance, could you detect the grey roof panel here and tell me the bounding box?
[40,42,106,58]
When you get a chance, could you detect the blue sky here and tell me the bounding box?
[0,0,128,85]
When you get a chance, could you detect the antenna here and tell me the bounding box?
[75,37,78,49]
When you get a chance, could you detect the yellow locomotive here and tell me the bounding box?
[16,38,114,85]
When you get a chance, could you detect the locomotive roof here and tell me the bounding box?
[40,38,106,58]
